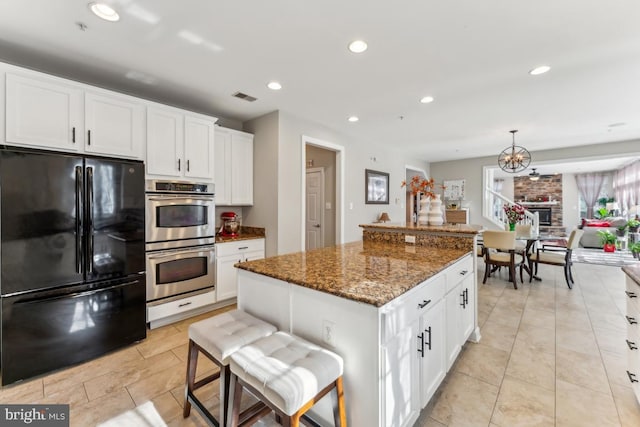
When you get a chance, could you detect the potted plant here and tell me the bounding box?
[503,204,526,231]
[597,230,617,252]
[631,242,640,259]
[628,219,640,233]
[617,224,628,237]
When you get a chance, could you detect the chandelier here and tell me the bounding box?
[498,130,531,173]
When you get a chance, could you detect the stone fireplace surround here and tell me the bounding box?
[514,174,564,234]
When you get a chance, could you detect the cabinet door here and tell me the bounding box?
[230,133,254,205]
[184,115,214,180]
[146,107,183,177]
[214,129,232,205]
[460,274,475,342]
[216,254,241,301]
[382,321,420,427]
[445,283,462,371]
[85,92,144,159]
[6,73,82,151]
[243,250,265,262]
[420,300,445,407]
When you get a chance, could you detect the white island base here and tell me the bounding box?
[237,254,480,427]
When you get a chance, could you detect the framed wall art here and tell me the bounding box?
[365,169,389,204]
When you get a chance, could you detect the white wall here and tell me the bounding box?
[430,139,640,229]
[246,110,428,256]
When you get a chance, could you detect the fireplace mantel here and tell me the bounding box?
[518,201,559,206]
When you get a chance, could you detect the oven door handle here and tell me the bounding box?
[146,196,214,202]
[147,246,216,259]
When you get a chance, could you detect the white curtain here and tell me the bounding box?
[575,173,606,218]
[613,160,640,213]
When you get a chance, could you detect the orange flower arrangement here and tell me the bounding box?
[401,176,443,200]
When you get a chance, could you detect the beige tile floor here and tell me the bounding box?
[1,262,639,426]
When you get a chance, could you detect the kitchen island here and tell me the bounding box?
[236,224,480,427]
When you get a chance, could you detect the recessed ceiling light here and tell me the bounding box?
[529,65,550,75]
[89,2,120,22]
[348,40,368,53]
[267,81,282,90]
[420,96,434,104]
[348,116,359,122]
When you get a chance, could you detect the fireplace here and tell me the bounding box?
[527,207,552,226]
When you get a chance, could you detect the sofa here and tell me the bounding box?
[578,217,627,248]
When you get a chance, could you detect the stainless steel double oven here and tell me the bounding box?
[145,180,215,303]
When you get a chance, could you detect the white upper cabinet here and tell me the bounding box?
[4,69,143,159]
[184,115,215,180]
[215,126,254,206]
[85,91,144,159]
[146,104,216,181]
[146,106,184,177]
[6,73,83,151]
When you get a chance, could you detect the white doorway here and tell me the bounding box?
[305,167,325,250]
[301,135,345,251]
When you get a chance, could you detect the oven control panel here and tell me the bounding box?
[146,180,213,194]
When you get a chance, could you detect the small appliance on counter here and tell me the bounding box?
[219,212,241,237]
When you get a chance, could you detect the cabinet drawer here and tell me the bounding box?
[216,238,264,256]
[445,255,473,292]
[381,274,445,343]
[147,290,215,322]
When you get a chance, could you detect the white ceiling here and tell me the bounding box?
[492,156,639,179]
[1,0,640,163]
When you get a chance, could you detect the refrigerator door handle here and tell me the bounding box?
[11,280,142,306]
[75,166,84,274]
[87,166,94,274]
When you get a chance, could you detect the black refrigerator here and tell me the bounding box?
[0,147,146,385]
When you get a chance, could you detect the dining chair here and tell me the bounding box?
[514,224,532,255]
[482,230,525,289]
[528,229,584,289]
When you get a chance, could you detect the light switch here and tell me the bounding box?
[325,202,332,210]
[349,202,353,210]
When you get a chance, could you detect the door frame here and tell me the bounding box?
[300,135,345,251]
[305,167,325,250]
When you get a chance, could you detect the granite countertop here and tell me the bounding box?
[360,222,481,235]
[216,233,265,244]
[236,240,470,307]
[623,265,640,286]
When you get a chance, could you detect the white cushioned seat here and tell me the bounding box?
[189,309,277,365]
[230,331,344,416]
[488,252,524,264]
[530,251,565,265]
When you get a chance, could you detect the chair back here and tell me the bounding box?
[515,224,532,238]
[566,229,584,250]
[483,230,516,250]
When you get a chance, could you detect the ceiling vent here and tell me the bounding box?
[232,91,257,102]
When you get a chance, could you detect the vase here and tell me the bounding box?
[603,243,616,253]
[418,196,429,225]
[428,194,444,225]
[509,223,516,231]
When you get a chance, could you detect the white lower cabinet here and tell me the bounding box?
[216,238,265,301]
[625,275,640,404]
[237,253,477,427]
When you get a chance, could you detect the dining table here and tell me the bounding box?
[516,233,568,281]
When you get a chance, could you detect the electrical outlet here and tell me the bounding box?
[405,235,416,244]
[323,319,336,346]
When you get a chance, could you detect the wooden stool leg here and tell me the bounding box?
[220,365,231,426]
[229,374,242,427]
[183,339,199,417]
[333,376,347,427]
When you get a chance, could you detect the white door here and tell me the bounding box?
[216,255,240,301]
[214,129,232,205]
[184,115,215,180]
[305,168,324,250]
[85,91,144,159]
[6,73,82,151]
[445,283,462,371]
[230,132,254,205]
[460,274,475,342]
[146,107,183,177]
[420,300,446,407]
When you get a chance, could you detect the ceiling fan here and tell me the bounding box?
[529,168,540,181]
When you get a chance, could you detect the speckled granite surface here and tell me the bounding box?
[236,240,470,307]
[360,223,481,235]
[623,265,640,286]
[216,226,265,243]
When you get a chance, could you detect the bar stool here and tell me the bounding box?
[229,331,347,427]
[183,309,277,426]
